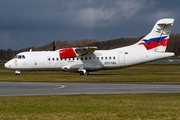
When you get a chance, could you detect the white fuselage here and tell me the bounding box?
[4,48,174,73]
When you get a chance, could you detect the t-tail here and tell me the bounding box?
[134,18,174,52]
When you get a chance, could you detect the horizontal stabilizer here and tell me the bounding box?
[157,19,174,25]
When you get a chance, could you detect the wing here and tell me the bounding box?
[75,46,97,56]
[59,46,97,59]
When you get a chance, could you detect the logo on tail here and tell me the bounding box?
[156,28,169,34]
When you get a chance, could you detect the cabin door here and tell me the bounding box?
[119,52,125,66]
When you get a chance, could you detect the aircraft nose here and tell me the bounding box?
[4,61,11,69]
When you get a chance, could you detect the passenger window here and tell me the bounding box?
[52,58,55,61]
[101,57,103,60]
[77,58,79,60]
[105,57,107,60]
[48,58,51,61]
[97,57,99,60]
[56,58,59,61]
[85,57,87,60]
[109,57,111,60]
[89,57,91,60]
[81,57,83,60]
[113,57,115,60]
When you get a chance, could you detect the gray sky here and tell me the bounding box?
[0,0,179,50]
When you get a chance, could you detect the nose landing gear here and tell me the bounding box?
[15,70,21,76]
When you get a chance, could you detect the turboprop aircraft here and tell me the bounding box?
[5,18,175,75]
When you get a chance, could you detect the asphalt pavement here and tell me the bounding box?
[0,82,180,96]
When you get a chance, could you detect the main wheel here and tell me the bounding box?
[79,71,84,75]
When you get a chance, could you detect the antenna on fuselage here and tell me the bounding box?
[52,38,56,51]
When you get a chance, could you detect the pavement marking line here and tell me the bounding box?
[53,85,65,90]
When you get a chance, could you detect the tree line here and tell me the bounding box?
[1,34,180,61]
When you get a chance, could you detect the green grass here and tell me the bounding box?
[0,94,180,120]
[1,64,180,82]
[1,64,180,119]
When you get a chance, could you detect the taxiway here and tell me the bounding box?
[0,82,180,96]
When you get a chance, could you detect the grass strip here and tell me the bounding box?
[0,64,180,82]
[0,94,180,120]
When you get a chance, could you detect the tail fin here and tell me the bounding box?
[136,18,174,52]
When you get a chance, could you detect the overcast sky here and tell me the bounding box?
[0,0,179,50]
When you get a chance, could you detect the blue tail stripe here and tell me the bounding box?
[143,36,167,45]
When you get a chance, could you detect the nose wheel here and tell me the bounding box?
[15,70,21,76]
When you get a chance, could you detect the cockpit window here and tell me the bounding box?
[18,56,22,59]
[13,55,26,59]
[22,55,25,58]
[13,55,19,59]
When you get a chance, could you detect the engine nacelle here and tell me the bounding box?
[61,64,103,73]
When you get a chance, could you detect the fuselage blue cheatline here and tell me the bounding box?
[5,18,175,75]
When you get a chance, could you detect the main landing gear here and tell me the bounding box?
[79,69,89,76]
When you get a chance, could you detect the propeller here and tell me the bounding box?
[52,38,56,51]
